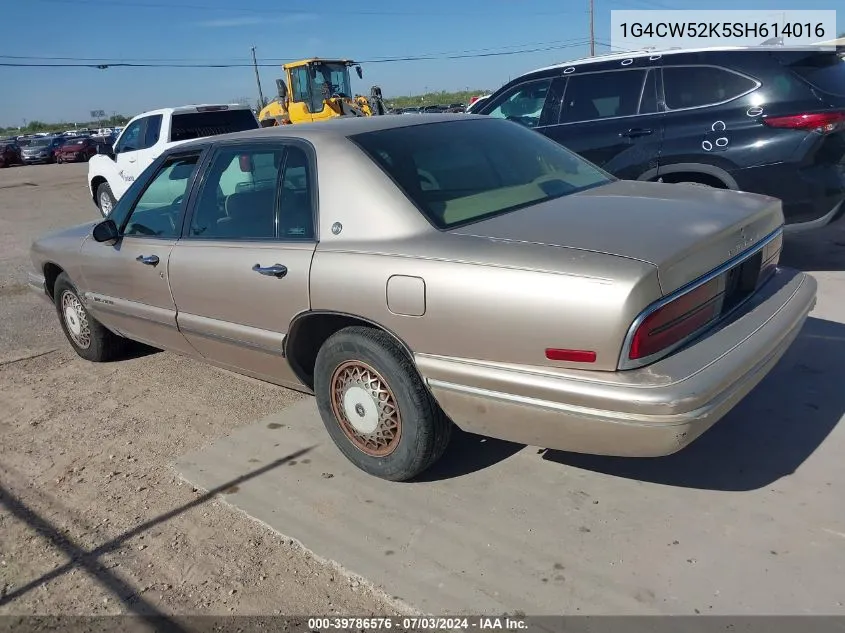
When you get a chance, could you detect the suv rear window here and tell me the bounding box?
[663,66,758,109]
[350,118,611,229]
[788,52,845,97]
[169,109,258,142]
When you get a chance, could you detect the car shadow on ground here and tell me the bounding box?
[542,316,844,491]
[781,215,845,272]
[413,428,524,482]
[124,341,162,359]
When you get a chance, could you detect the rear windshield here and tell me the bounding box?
[169,109,258,142]
[789,52,845,97]
[350,118,611,229]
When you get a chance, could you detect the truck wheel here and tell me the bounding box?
[97,182,117,216]
[314,326,453,481]
[54,273,127,362]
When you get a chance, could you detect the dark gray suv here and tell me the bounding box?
[474,45,845,230]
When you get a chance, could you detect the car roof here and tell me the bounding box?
[174,113,484,151]
[529,44,836,74]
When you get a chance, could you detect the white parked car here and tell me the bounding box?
[88,104,260,215]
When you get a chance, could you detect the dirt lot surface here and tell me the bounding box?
[0,163,411,617]
[1,162,844,619]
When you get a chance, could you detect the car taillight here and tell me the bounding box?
[628,277,722,361]
[763,111,845,133]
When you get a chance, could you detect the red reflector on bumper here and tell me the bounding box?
[546,349,597,363]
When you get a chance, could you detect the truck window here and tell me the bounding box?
[169,109,259,143]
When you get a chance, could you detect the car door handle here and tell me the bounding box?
[136,254,160,266]
[619,128,653,138]
[252,263,288,278]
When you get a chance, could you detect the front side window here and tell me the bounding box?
[143,114,163,149]
[482,79,554,128]
[351,118,611,230]
[290,66,311,103]
[663,66,758,110]
[560,70,647,124]
[310,63,352,98]
[122,154,200,238]
[115,118,144,153]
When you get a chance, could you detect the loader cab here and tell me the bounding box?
[284,59,358,123]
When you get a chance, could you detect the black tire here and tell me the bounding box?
[96,182,117,216]
[53,272,127,362]
[314,326,453,481]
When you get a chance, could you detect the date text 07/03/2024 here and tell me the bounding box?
[306,616,529,630]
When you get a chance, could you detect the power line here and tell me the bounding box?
[0,41,593,68]
[31,0,588,16]
[0,39,592,64]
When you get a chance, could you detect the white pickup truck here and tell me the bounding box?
[88,104,260,215]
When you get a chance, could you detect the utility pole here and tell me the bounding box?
[251,46,265,107]
[589,0,595,56]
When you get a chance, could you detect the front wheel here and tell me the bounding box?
[96,182,117,216]
[314,326,453,481]
[54,273,127,362]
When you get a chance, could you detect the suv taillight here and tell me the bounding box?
[763,111,845,133]
[628,278,722,361]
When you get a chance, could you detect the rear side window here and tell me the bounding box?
[169,109,259,143]
[789,53,845,97]
[351,118,611,229]
[663,66,758,110]
[560,70,647,123]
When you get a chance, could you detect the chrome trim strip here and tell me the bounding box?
[89,302,179,329]
[617,226,784,371]
[178,324,285,356]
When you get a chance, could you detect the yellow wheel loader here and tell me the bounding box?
[258,58,387,127]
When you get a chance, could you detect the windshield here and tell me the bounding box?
[30,139,51,147]
[310,63,352,98]
[350,118,612,229]
[789,52,845,97]
[67,139,86,145]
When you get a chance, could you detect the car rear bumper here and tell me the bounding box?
[734,162,845,228]
[416,267,816,456]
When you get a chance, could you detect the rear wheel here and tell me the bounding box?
[314,326,453,481]
[96,182,116,216]
[54,273,127,362]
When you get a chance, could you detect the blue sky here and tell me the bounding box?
[1,0,841,127]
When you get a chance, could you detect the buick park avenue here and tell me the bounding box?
[29,115,817,481]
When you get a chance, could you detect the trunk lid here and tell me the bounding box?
[448,180,784,295]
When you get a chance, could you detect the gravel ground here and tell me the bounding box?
[0,162,412,617]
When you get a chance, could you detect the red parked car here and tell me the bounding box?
[55,137,98,163]
[0,141,24,168]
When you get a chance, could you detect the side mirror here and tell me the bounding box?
[97,143,115,159]
[92,219,120,243]
[276,78,288,100]
[355,65,363,79]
